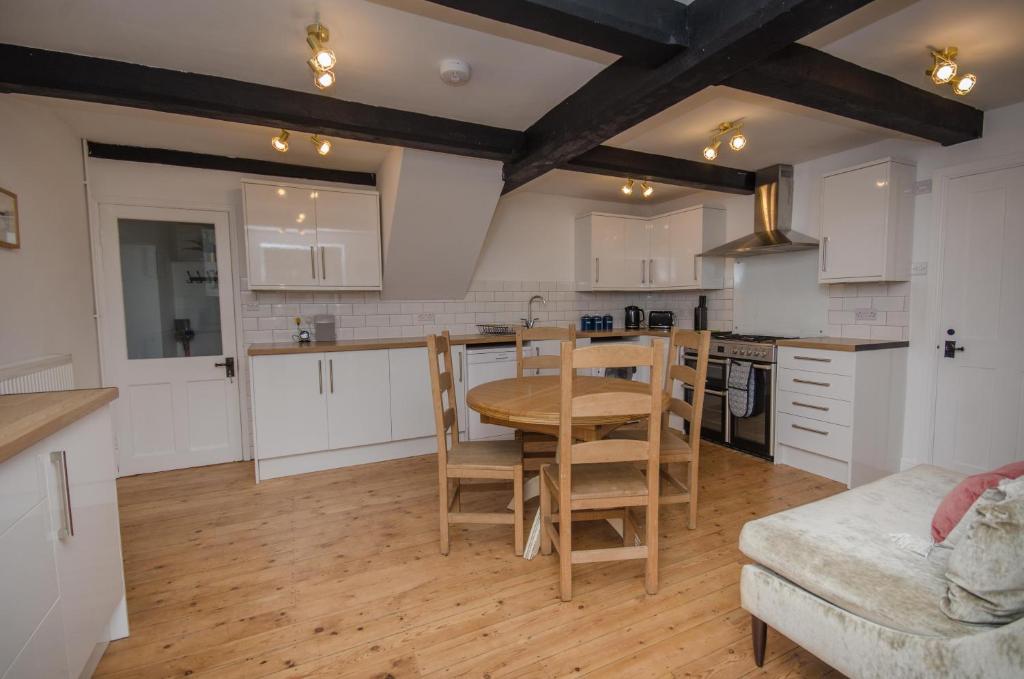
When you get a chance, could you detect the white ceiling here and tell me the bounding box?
[2,0,1022,204]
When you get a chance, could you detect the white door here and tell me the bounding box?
[327,350,391,448]
[315,190,382,288]
[243,183,319,287]
[932,163,1024,474]
[99,204,242,475]
[251,353,328,459]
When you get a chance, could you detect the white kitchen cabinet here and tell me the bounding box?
[252,353,329,459]
[575,207,725,291]
[819,159,915,283]
[388,348,437,441]
[325,350,391,449]
[244,181,382,291]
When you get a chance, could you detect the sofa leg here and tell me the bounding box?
[751,615,767,667]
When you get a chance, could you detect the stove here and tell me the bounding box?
[709,332,795,363]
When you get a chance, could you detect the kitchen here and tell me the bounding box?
[1,0,1023,677]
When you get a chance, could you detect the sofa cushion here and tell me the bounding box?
[931,461,1024,542]
[739,465,989,637]
[942,477,1024,624]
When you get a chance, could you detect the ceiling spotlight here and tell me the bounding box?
[621,178,634,195]
[306,22,337,90]
[311,135,332,156]
[641,181,654,199]
[953,72,977,96]
[927,47,958,85]
[313,69,336,90]
[271,129,290,152]
[729,132,747,151]
[703,141,720,161]
[703,120,746,161]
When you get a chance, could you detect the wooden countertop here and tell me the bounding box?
[0,388,119,464]
[247,329,671,356]
[776,337,909,352]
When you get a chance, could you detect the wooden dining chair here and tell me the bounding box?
[514,324,576,471]
[539,339,665,601]
[611,329,710,529]
[427,331,525,556]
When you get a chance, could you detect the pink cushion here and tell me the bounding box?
[932,461,1024,542]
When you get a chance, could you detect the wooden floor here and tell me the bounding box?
[96,443,846,678]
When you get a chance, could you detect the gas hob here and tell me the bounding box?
[709,332,796,362]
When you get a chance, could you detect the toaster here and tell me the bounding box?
[647,310,674,330]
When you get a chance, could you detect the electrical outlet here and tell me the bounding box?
[416,312,436,324]
[914,179,932,195]
[855,309,878,322]
[912,261,928,276]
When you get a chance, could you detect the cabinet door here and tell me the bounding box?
[388,348,437,441]
[47,408,124,678]
[669,210,701,288]
[648,218,672,288]
[252,354,329,458]
[4,604,69,679]
[244,183,318,287]
[314,190,382,289]
[820,163,889,281]
[624,220,650,288]
[590,215,627,289]
[326,350,391,449]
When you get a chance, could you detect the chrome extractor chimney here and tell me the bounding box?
[702,164,818,257]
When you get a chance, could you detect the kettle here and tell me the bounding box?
[624,305,644,330]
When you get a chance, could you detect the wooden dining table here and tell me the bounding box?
[466,375,668,558]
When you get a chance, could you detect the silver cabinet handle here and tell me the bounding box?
[693,254,698,281]
[329,358,334,393]
[649,258,654,284]
[704,388,726,396]
[821,236,829,272]
[458,351,463,382]
[793,378,831,387]
[641,259,646,285]
[318,359,323,394]
[50,451,74,539]
[792,423,829,436]
[595,257,600,283]
[793,401,829,412]
[794,355,831,362]
[751,364,773,371]
[320,246,327,280]
[310,245,316,279]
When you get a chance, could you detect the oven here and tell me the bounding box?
[728,362,774,459]
[683,352,727,444]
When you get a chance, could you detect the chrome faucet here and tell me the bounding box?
[522,295,547,329]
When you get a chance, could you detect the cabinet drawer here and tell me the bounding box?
[776,412,851,462]
[776,390,853,427]
[778,347,855,376]
[778,367,854,402]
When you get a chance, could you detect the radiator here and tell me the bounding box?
[0,354,75,394]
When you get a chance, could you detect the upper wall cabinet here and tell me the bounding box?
[818,159,915,284]
[244,181,382,290]
[575,207,725,291]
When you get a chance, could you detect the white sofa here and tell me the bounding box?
[739,465,1024,679]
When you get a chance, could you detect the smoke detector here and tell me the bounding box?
[439,58,471,86]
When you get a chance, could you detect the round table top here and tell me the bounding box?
[466,375,661,427]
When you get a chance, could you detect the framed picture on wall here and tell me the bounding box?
[0,187,18,249]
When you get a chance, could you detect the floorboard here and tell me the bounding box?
[95,443,845,678]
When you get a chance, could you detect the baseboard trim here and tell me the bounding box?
[256,436,438,481]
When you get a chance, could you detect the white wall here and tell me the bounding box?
[0,97,100,386]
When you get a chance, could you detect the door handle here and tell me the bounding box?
[309,245,316,279]
[793,377,830,387]
[649,258,654,284]
[792,401,829,412]
[50,451,74,539]
[792,423,829,436]
[595,257,600,283]
[693,254,698,281]
[821,236,829,272]
[318,359,323,394]
[944,340,966,358]
[320,246,327,280]
[641,259,646,285]
[214,357,235,378]
[329,358,334,393]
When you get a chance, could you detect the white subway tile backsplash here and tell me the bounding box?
[828,311,855,325]
[886,311,910,327]
[869,325,904,340]
[872,296,904,312]
[841,324,872,339]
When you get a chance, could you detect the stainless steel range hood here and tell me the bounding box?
[702,164,818,258]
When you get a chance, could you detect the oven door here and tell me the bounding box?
[728,363,774,458]
[683,353,728,443]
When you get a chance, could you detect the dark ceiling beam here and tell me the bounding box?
[563,146,754,195]
[501,0,875,193]
[0,44,523,161]
[724,43,984,146]
[424,0,687,65]
[86,142,377,186]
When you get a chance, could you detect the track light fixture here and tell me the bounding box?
[271,129,290,152]
[641,181,654,198]
[703,121,746,162]
[927,46,977,96]
[311,135,332,156]
[621,178,634,195]
[619,178,655,199]
[307,22,337,90]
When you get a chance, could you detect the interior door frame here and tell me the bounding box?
[86,193,249,471]
[922,150,1024,468]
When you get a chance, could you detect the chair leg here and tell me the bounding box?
[454,478,462,512]
[513,465,524,556]
[559,501,572,601]
[622,507,635,546]
[752,615,768,667]
[439,476,450,556]
[645,497,659,595]
[688,459,698,530]
[539,470,552,556]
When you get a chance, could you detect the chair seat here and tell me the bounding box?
[448,439,523,471]
[610,426,692,462]
[542,462,648,500]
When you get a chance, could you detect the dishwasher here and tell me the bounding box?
[466,344,522,441]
